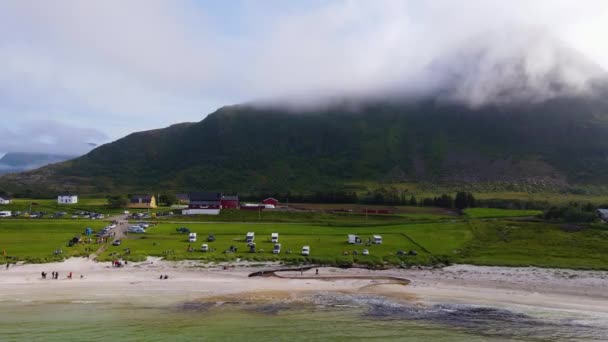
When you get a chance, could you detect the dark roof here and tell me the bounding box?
[131,194,154,203]
[221,195,239,201]
[58,192,77,196]
[176,193,189,200]
[0,196,11,200]
[189,192,222,202]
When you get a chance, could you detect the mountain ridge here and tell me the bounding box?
[2,93,608,196]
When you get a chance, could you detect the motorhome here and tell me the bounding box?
[189,233,197,243]
[271,233,279,243]
[373,235,383,244]
[0,211,11,218]
[246,232,255,243]
[348,234,362,244]
[273,243,281,254]
[127,226,145,233]
[201,244,209,252]
[301,245,310,256]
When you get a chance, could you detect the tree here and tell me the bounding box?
[455,191,476,210]
[409,195,418,206]
[159,193,177,206]
[107,195,129,208]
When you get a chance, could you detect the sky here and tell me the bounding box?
[1,0,607,155]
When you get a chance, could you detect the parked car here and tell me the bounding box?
[273,243,281,254]
[127,226,145,233]
[112,239,121,246]
[362,249,369,256]
[201,244,209,252]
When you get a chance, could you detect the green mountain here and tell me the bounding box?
[2,95,608,196]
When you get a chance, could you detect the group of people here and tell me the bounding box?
[42,271,80,279]
[159,274,169,279]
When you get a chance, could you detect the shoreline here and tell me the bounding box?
[1,258,608,317]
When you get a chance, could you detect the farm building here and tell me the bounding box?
[262,198,279,207]
[597,209,608,222]
[0,196,11,205]
[183,192,222,215]
[221,195,240,209]
[129,195,157,209]
[57,192,78,204]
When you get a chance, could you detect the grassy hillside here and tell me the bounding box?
[2,96,608,196]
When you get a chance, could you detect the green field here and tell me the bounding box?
[0,198,176,217]
[2,203,607,269]
[95,220,607,270]
[0,220,109,263]
[463,208,542,218]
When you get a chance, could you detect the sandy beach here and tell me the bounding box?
[2,258,608,317]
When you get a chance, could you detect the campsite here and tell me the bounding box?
[2,209,607,269]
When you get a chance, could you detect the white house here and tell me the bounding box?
[0,196,11,205]
[57,193,78,204]
[597,209,608,222]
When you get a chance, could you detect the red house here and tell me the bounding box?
[220,195,239,209]
[262,198,279,207]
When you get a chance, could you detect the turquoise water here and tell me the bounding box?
[1,295,606,341]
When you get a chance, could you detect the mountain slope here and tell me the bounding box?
[2,95,608,196]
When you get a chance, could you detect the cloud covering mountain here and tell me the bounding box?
[0,0,607,153]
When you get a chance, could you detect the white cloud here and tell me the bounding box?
[0,120,107,155]
[0,0,607,152]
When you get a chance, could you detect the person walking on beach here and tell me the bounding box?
[316,268,319,276]
[68,272,72,279]
[6,263,9,270]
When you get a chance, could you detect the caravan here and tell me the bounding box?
[271,233,279,243]
[0,211,12,218]
[189,233,197,243]
[246,232,255,243]
[348,234,362,244]
[373,235,383,244]
[273,243,281,254]
[127,225,145,233]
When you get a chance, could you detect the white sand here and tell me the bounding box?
[2,258,608,316]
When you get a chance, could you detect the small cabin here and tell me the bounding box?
[262,198,279,208]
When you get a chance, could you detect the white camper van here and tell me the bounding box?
[273,243,281,254]
[373,235,383,244]
[271,233,279,243]
[0,211,12,218]
[189,233,197,243]
[127,225,145,233]
[246,232,255,243]
[348,234,362,244]
[301,245,310,256]
[201,244,209,252]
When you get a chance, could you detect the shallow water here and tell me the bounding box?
[1,295,606,341]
